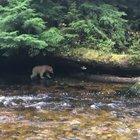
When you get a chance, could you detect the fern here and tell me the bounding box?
[41,28,64,47]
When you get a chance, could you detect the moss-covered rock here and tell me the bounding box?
[128,82,140,96]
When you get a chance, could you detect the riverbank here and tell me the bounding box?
[57,47,140,75]
[0,47,140,80]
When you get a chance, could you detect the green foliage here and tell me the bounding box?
[65,2,80,22]
[99,4,127,52]
[0,0,139,57]
[128,32,140,55]
[0,0,47,56]
[32,0,66,27]
[103,0,140,31]
[60,3,127,52]
[41,28,64,51]
[0,31,18,49]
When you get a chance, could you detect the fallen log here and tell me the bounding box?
[71,73,140,84]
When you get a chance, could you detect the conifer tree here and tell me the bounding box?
[0,0,47,56]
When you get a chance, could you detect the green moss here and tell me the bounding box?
[60,47,139,66]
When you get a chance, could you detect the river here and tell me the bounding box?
[0,76,139,140]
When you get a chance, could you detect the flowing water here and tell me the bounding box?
[0,76,140,140]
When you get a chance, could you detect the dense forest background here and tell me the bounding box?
[0,0,139,57]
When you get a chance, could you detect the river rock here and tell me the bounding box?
[128,82,140,96]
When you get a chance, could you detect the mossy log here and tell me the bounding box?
[71,73,140,84]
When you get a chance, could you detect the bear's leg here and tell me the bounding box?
[45,73,51,79]
[40,72,45,79]
[30,72,37,80]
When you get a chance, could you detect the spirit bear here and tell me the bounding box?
[30,65,53,80]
